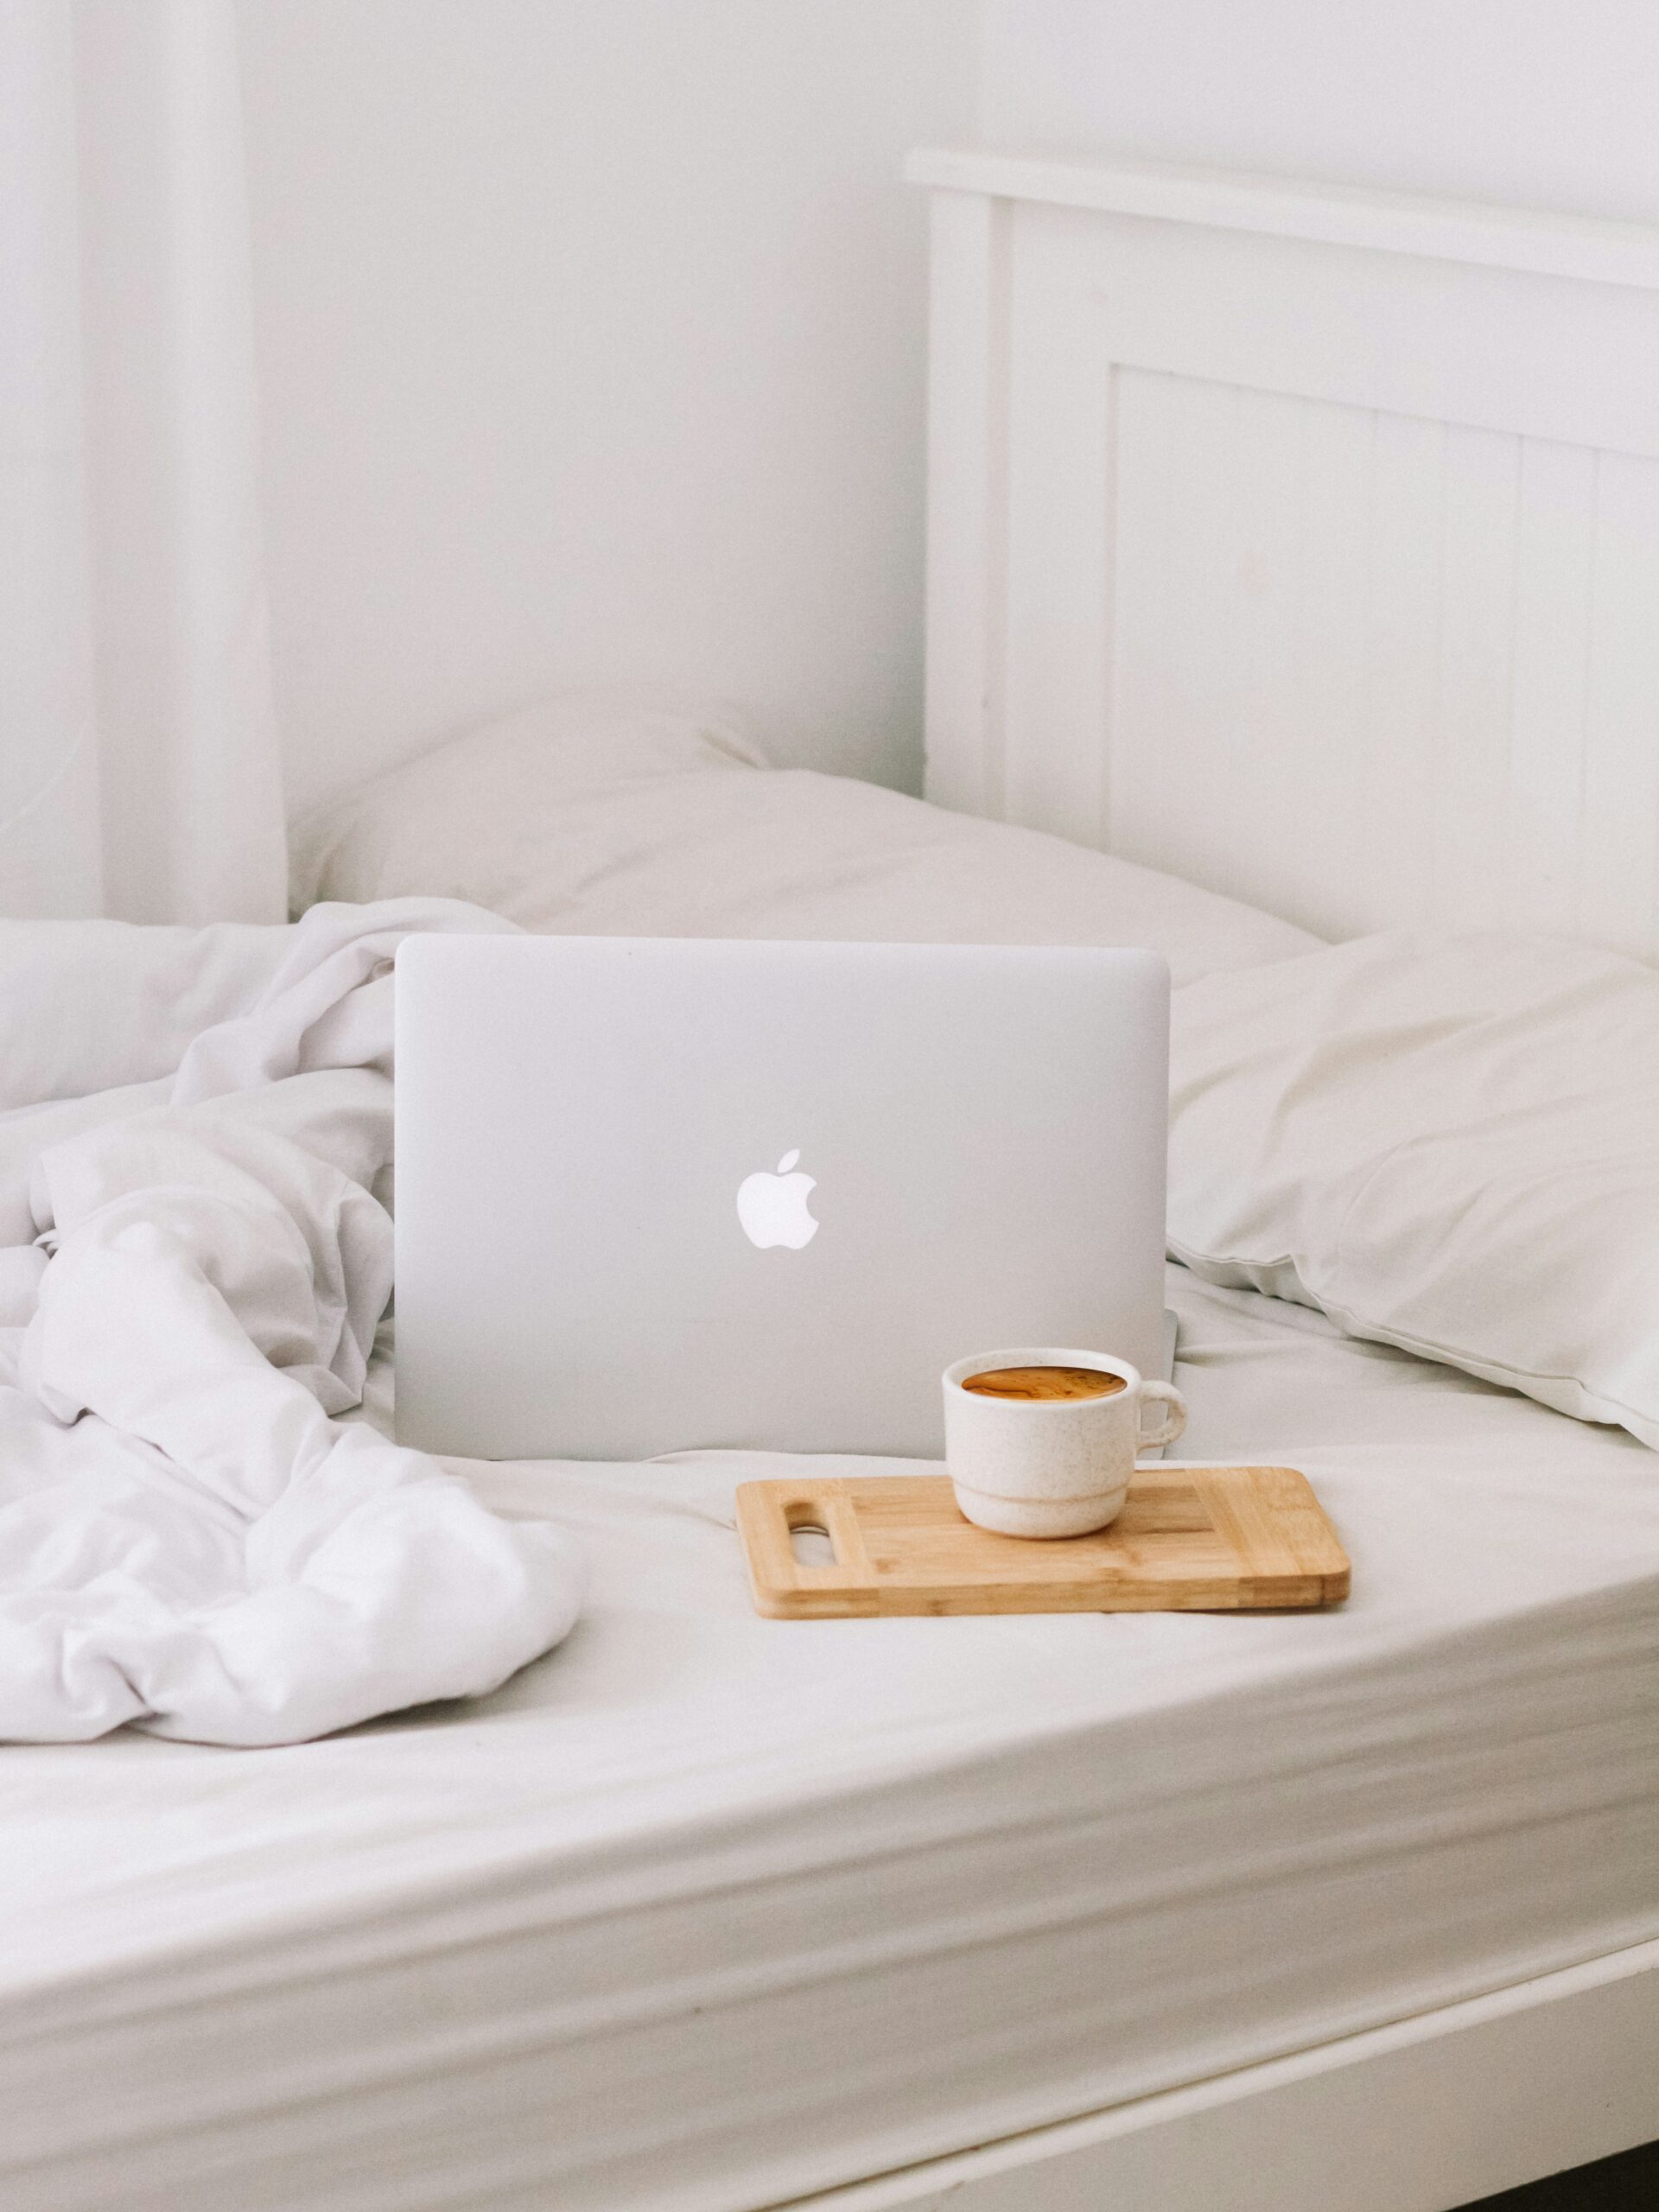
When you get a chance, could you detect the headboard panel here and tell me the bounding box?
[908,149,1659,957]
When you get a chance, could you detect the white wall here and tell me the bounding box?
[235,1,974,813]
[979,1,1659,226]
[243,3,1652,820]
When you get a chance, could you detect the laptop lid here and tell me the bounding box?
[394,936,1168,1459]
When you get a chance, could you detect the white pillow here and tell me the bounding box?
[1168,931,1659,1447]
[289,693,769,917]
[290,698,1319,988]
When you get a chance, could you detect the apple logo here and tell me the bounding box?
[736,1147,819,1250]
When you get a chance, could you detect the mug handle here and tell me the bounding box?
[1136,1381,1186,1453]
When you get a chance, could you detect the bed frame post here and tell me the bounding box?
[920,187,1011,823]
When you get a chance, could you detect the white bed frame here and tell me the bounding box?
[911,146,1659,963]
[812,1938,1659,2212]
[795,146,1659,2212]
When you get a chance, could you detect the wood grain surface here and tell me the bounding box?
[736,1465,1351,1619]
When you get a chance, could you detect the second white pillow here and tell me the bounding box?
[1168,931,1659,1448]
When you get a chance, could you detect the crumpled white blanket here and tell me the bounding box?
[0,899,584,1745]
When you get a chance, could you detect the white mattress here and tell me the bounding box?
[4,1268,1658,2212]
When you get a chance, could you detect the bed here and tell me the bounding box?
[1,1264,1654,2212]
[5,150,1659,2212]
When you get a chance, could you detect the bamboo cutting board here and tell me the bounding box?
[736,1466,1349,1618]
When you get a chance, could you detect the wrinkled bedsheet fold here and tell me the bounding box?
[0,901,583,1745]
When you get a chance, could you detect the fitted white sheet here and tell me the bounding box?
[3,1268,1656,2212]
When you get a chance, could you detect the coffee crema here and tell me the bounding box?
[960,1364,1127,1402]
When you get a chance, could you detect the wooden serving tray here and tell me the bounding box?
[736,1466,1350,1619]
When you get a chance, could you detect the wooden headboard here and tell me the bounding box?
[907,148,1659,959]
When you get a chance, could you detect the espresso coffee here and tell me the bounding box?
[960,1364,1127,1402]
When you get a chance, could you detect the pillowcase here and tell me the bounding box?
[1168,931,1659,1447]
[289,692,769,917]
[290,696,1320,988]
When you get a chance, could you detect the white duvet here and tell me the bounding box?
[0,900,584,1746]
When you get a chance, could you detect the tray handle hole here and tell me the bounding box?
[787,1516,837,1568]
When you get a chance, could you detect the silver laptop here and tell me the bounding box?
[394,936,1170,1460]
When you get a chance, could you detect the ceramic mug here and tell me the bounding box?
[941,1346,1187,1538]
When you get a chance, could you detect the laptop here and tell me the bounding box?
[394,936,1170,1460]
